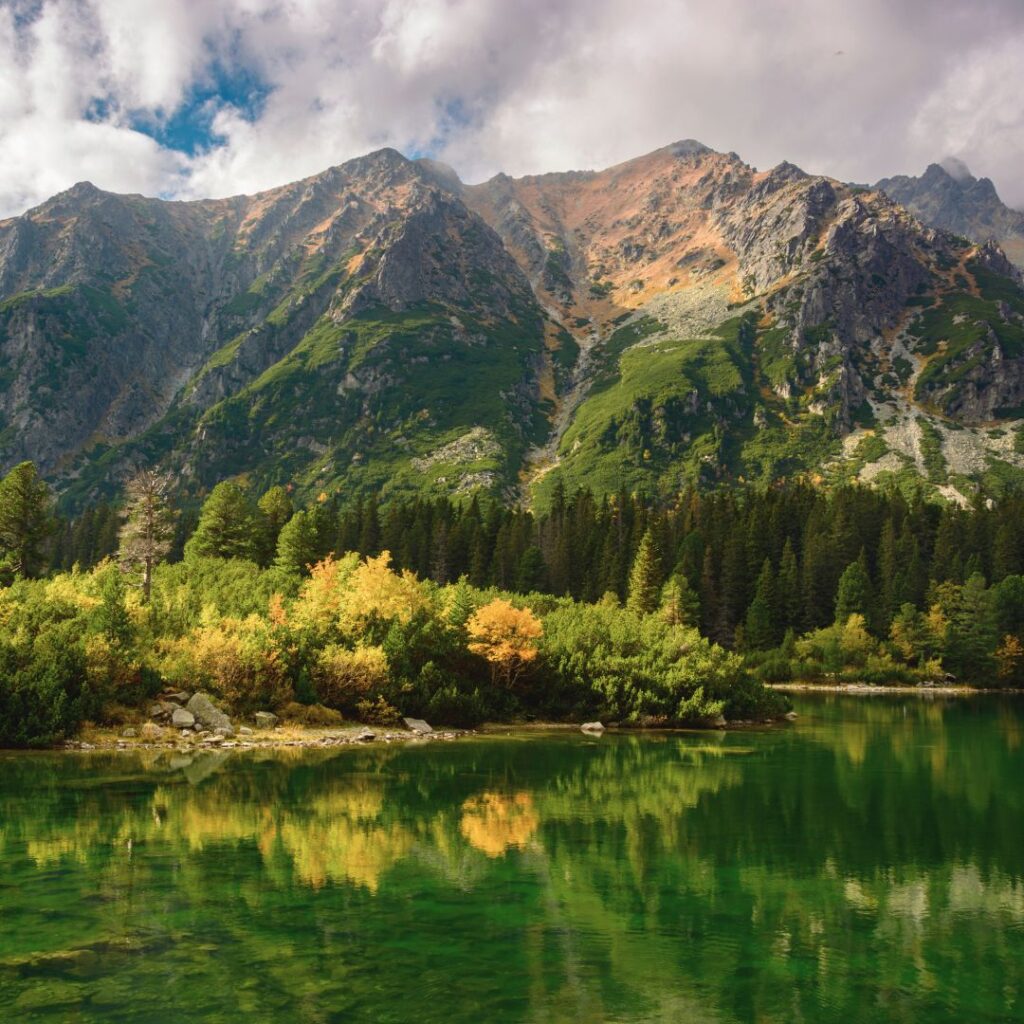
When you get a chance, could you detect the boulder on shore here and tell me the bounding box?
[253,711,279,730]
[140,723,164,741]
[171,708,196,729]
[580,721,605,734]
[403,717,433,735]
[186,693,234,737]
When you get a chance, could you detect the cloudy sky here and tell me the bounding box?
[1,0,1022,217]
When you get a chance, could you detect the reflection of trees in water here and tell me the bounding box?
[1,711,1023,1022]
[459,792,538,858]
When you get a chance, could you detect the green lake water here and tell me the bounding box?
[1,694,1023,1023]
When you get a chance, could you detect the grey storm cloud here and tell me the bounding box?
[0,0,1022,218]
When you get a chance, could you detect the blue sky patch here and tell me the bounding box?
[130,59,272,156]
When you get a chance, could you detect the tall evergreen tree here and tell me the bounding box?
[776,538,801,634]
[626,528,663,615]
[275,510,320,574]
[744,558,779,650]
[256,486,294,566]
[835,553,873,626]
[0,461,55,580]
[660,573,700,627]
[185,483,260,562]
[516,545,548,594]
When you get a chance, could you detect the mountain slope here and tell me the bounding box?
[0,150,552,506]
[462,144,1024,503]
[876,161,1024,270]
[2,142,1024,510]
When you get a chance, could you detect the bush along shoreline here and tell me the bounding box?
[6,460,1024,748]
[0,550,787,749]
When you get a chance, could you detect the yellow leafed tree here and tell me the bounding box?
[340,551,429,630]
[466,598,542,688]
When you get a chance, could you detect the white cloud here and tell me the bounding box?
[0,0,1022,218]
[910,33,1024,207]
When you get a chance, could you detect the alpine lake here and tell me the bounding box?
[1,694,1022,1023]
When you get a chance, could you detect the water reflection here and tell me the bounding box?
[1,696,1023,1023]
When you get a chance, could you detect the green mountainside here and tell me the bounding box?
[1,142,1023,509]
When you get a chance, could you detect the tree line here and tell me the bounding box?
[1,458,1022,734]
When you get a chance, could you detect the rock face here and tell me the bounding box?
[2,142,1024,507]
[0,148,547,506]
[185,693,233,737]
[876,161,1024,270]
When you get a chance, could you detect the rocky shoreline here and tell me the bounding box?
[62,724,470,754]
[770,682,1024,696]
[59,688,470,753]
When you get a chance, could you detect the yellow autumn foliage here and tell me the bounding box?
[313,643,389,710]
[466,598,542,687]
[339,551,430,630]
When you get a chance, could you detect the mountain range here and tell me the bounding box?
[1,141,1023,510]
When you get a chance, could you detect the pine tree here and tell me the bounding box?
[256,486,293,566]
[516,545,548,594]
[744,558,778,650]
[626,528,663,615]
[358,497,381,555]
[275,510,320,574]
[835,554,873,626]
[660,573,700,627]
[95,563,133,650]
[185,482,260,561]
[0,461,55,580]
[118,470,176,602]
[776,538,801,634]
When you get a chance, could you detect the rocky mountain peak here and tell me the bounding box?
[2,140,1024,509]
[877,162,1024,269]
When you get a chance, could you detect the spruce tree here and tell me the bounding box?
[744,558,778,650]
[185,482,260,562]
[835,554,873,626]
[776,538,801,634]
[516,545,548,594]
[256,486,293,566]
[0,461,55,580]
[275,510,321,574]
[627,528,663,615]
[660,573,700,627]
